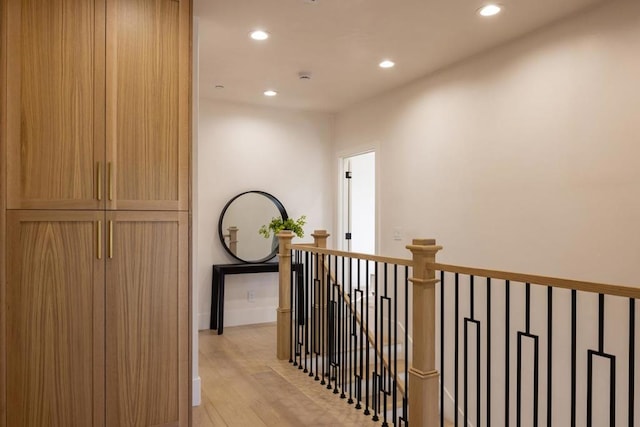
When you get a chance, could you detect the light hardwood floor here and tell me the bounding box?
[193,323,386,427]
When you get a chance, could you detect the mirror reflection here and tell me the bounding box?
[218,191,287,263]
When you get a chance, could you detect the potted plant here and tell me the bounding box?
[259,215,307,239]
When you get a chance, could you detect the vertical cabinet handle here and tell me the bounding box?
[108,162,113,201]
[97,220,102,260]
[108,220,113,259]
[96,162,102,201]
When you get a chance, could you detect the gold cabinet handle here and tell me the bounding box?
[97,220,102,259]
[108,162,113,201]
[96,162,102,201]
[108,220,113,259]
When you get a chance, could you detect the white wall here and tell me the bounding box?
[335,0,640,286]
[196,99,334,330]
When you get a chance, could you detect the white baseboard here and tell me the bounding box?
[192,376,201,406]
[198,306,277,331]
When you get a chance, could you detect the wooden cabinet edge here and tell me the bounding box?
[1,0,8,423]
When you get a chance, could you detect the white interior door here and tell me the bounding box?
[342,151,375,254]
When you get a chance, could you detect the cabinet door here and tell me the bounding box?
[5,211,105,427]
[5,0,105,209]
[105,211,189,426]
[106,0,190,211]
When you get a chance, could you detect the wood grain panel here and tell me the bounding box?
[107,0,189,211]
[106,211,188,426]
[6,211,105,427]
[1,0,8,423]
[6,0,105,209]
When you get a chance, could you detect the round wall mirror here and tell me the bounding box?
[218,191,288,263]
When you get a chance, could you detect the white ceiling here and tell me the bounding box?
[195,0,605,112]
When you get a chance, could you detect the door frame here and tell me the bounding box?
[336,145,379,253]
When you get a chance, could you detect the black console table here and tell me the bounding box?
[210,262,303,335]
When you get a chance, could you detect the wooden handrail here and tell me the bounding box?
[429,262,640,299]
[291,244,413,267]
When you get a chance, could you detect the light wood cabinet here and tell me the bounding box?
[106,211,189,426]
[5,0,190,211]
[6,211,105,426]
[1,0,191,425]
[5,0,106,210]
[106,0,190,211]
[4,211,189,426]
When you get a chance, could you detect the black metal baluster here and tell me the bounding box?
[364,260,371,416]
[309,251,314,378]
[464,275,481,427]
[394,265,399,426]
[455,273,460,427]
[333,255,340,394]
[526,283,531,334]
[321,254,327,386]
[487,277,492,427]
[341,256,348,399]
[506,280,511,427]
[599,293,604,353]
[292,250,297,365]
[571,290,576,427]
[373,261,380,421]
[302,252,311,374]
[465,276,470,427]
[324,254,330,388]
[516,283,539,427]
[379,264,389,426]
[630,298,635,427]
[476,278,481,427]
[337,255,342,395]
[356,259,363,410]
[517,329,522,427]
[292,250,298,366]
[356,285,364,410]
[348,257,354,404]
[289,250,298,363]
[547,286,553,427]
[464,320,470,427]
[299,250,306,368]
[587,294,616,427]
[378,263,391,427]
[401,266,409,425]
[440,270,445,427]
[313,252,319,380]
[386,264,392,427]
[471,275,475,319]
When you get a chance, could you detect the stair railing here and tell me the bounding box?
[278,229,640,427]
[277,230,438,426]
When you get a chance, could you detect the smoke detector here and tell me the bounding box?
[303,0,319,4]
[298,71,312,81]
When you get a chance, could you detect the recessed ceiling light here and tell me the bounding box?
[379,60,395,69]
[250,30,269,41]
[478,4,502,17]
[264,90,278,97]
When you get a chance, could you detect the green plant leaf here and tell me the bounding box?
[259,215,306,238]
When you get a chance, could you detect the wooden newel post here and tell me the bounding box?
[227,226,238,255]
[311,229,329,250]
[407,238,443,427]
[277,230,295,360]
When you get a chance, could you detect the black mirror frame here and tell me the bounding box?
[217,190,288,263]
